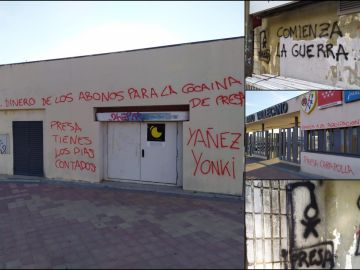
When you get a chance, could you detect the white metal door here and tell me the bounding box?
[107,122,141,180]
[140,122,177,184]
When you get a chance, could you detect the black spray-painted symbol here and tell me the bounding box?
[299,183,321,239]
[287,182,335,269]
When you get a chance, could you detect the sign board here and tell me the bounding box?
[344,90,360,103]
[96,111,189,122]
[256,102,288,120]
[246,114,256,123]
[318,91,342,109]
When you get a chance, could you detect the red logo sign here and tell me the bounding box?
[317,91,342,109]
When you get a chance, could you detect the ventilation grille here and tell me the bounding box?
[338,1,360,15]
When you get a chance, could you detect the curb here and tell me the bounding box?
[246,158,328,180]
[0,176,243,202]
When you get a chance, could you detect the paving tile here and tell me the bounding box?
[0,181,243,269]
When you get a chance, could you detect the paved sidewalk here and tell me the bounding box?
[0,181,243,269]
[245,157,327,180]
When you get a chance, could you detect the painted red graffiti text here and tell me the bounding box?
[51,120,96,172]
[187,127,241,150]
[181,76,241,94]
[55,159,96,172]
[320,160,354,175]
[189,97,211,108]
[191,150,236,179]
[42,96,52,106]
[127,85,177,100]
[41,93,73,106]
[78,90,124,102]
[50,121,82,133]
[52,135,92,145]
[216,91,244,106]
[303,156,319,167]
[55,93,74,103]
[55,147,95,159]
[327,119,360,128]
[5,97,36,107]
[303,156,354,175]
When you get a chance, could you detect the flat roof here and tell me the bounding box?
[0,36,244,68]
[246,75,343,90]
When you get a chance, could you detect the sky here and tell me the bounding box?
[249,0,293,14]
[0,1,244,65]
[246,91,308,116]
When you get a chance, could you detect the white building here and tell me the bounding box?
[0,37,245,196]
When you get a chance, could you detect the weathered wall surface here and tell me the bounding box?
[0,38,244,195]
[254,1,360,88]
[324,181,360,269]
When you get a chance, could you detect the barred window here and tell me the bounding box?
[305,127,360,157]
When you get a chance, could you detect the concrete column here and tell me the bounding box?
[293,117,298,163]
[303,130,308,152]
[282,129,286,160]
[271,129,274,158]
[287,128,292,162]
[265,130,269,159]
[261,123,266,156]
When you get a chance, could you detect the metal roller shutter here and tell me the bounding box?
[13,121,44,176]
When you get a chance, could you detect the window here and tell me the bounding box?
[325,129,333,152]
[352,128,358,154]
[305,127,359,157]
[340,128,346,153]
[308,130,319,152]
[313,130,318,151]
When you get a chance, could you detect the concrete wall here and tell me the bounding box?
[254,1,360,88]
[300,93,360,131]
[324,181,360,269]
[0,38,245,196]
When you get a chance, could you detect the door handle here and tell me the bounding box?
[142,149,144,158]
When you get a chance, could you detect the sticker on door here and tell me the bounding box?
[147,124,165,142]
